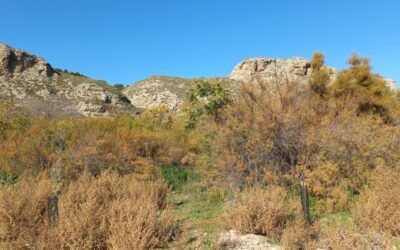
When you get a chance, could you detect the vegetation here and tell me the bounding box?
[0,53,399,249]
[54,67,88,78]
[114,83,126,93]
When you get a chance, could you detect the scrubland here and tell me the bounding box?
[0,53,399,249]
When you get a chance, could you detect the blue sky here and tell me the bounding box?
[1,0,399,85]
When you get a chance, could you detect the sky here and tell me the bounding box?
[1,0,399,85]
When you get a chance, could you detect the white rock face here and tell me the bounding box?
[228,57,397,92]
[123,75,194,112]
[228,57,312,84]
[228,57,339,86]
[386,79,398,92]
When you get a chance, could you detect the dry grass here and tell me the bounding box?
[225,186,289,238]
[0,171,177,249]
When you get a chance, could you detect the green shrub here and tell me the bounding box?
[161,165,188,191]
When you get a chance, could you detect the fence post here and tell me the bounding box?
[48,194,59,227]
[300,172,311,225]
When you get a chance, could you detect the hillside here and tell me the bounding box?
[123,75,238,112]
[1,49,400,249]
[0,42,137,117]
[123,57,397,112]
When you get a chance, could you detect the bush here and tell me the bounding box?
[320,224,393,249]
[0,171,177,249]
[225,186,289,238]
[281,218,320,250]
[161,165,188,191]
[0,172,51,248]
[352,167,400,236]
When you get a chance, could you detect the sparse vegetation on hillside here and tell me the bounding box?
[54,68,88,78]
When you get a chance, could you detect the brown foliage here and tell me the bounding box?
[0,171,176,249]
[281,219,320,250]
[321,224,393,249]
[225,186,290,238]
[352,167,400,236]
[0,172,51,248]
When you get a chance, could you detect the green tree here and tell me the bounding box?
[183,79,229,131]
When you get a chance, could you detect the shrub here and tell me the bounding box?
[0,171,177,249]
[308,52,331,97]
[225,186,289,238]
[0,172,51,248]
[281,218,320,250]
[320,224,393,249]
[352,167,400,236]
[161,165,188,191]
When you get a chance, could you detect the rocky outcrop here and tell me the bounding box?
[0,43,54,80]
[123,75,195,112]
[228,57,397,91]
[0,42,135,117]
[386,79,398,92]
[228,57,339,85]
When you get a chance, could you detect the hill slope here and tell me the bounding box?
[0,42,136,117]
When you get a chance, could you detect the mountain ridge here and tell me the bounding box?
[1,42,398,116]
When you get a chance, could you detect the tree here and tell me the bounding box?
[332,53,398,122]
[183,79,229,131]
[308,52,330,97]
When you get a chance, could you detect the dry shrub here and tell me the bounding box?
[107,199,175,249]
[225,186,289,238]
[0,171,176,249]
[321,224,393,249]
[352,167,400,236]
[0,172,51,248]
[281,218,320,250]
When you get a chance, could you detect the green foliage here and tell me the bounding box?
[54,68,88,78]
[161,165,188,191]
[0,172,19,185]
[184,79,229,131]
[114,83,125,93]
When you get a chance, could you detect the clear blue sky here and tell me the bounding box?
[1,0,399,85]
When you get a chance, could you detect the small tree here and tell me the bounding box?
[308,52,330,97]
[332,53,398,122]
[183,79,229,131]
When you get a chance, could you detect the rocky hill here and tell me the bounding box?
[123,57,398,112]
[123,75,194,112]
[123,75,237,112]
[1,42,397,115]
[0,42,136,117]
